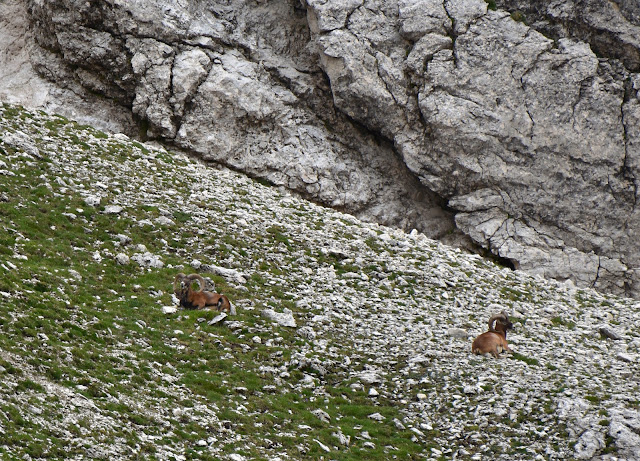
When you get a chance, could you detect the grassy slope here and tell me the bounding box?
[0,103,639,460]
[0,104,426,460]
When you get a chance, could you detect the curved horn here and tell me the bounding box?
[173,273,187,292]
[186,273,206,292]
[487,313,503,331]
[488,312,509,331]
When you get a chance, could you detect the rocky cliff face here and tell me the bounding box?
[21,0,456,244]
[1,0,639,298]
[304,0,639,297]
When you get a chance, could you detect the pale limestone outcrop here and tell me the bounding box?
[22,0,455,241]
[305,0,640,296]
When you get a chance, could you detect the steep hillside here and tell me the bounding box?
[1,103,640,460]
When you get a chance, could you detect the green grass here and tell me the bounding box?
[1,102,635,460]
[510,352,539,366]
[0,103,437,460]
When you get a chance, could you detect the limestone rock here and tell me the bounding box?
[208,313,227,325]
[599,326,623,341]
[131,252,164,269]
[84,195,101,207]
[311,409,331,424]
[115,253,130,265]
[261,308,297,328]
[17,0,454,245]
[103,205,123,215]
[494,0,640,71]
[306,0,640,298]
[448,328,469,339]
[162,306,177,315]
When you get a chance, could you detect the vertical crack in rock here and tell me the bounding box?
[169,47,214,139]
[593,255,602,289]
[442,1,458,66]
[344,1,364,29]
[620,83,638,214]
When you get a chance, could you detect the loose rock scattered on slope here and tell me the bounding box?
[2,103,640,459]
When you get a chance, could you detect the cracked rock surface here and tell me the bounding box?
[19,0,455,244]
[0,0,638,298]
[305,0,640,298]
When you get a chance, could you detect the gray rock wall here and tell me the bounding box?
[494,0,640,71]
[304,0,640,297]
[23,0,455,242]
[1,0,638,297]
[0,0,133,132]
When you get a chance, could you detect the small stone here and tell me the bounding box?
[103,205,123,214]
[393,418,406,430]
[131,252,164,269]
[311,409,331,423]
[261,308,296,327]
[297,326,317,340]
[448,328,469,339]
[332,431,350,446]
[162,306,177,315]
[112,133,130,141]
[599,326,623,340]
[155,216,175,226]
[314,439,331,453]
[115,234,132,245]
[84,195,101,207]
[115,253,129,265]
[199,264,248,284]
[368,412,386,421]
[28,405,42,415]
[464,385,478,394]
[616,353,635,363]
[208,313,227,325]
[358,370,383,385]
[368,388,379,397]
